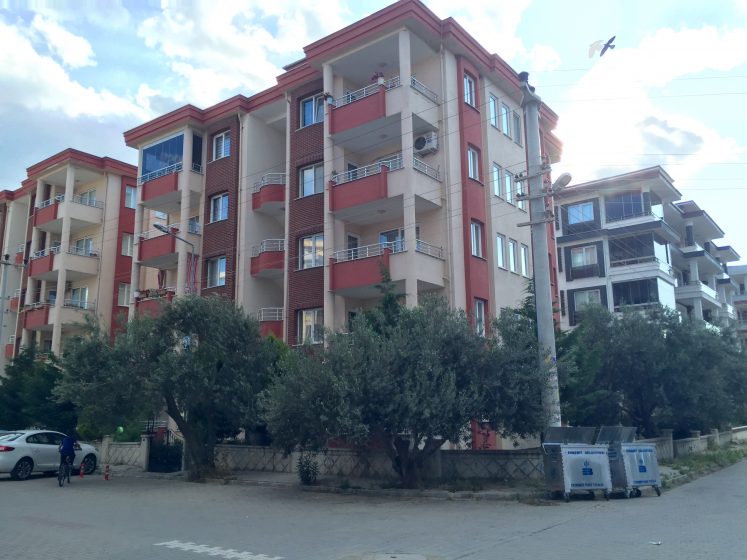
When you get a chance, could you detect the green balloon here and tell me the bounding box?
[117,426,124,433]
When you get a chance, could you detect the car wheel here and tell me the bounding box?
[10,458,33,481]
[81,454,97,475]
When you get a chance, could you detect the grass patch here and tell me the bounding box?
[661,443,747,488]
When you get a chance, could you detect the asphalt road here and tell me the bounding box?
[1,460,746,560]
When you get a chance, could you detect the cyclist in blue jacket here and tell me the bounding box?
[59,434,77,472]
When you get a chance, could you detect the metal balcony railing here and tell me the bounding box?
[415,240,444,259]
[30,247,59,260]
[251,239,285,258]
[331,241,406,262]
[413,156,440,181]
[70,194,104,209]
[68,246,100,258]
[410,76,438,103]
[137,162,183,185]
[139,221,200,239]
[63,299,96,310]
[610,256,657,267]
[255,307,284,322]
[252,173,287,193]
[332,76,401,108]
[332,154,404,185]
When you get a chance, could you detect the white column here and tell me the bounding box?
[51,166,75,355]
[689,259,699,283]
[176,129,194,297]
[322,62,339,334]
[129,188,144,318]
[692,297,704,320]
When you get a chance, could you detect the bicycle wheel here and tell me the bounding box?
[58,464,66,487]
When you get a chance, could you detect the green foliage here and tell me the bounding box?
[296,453,319,485]
[0,347,77,433]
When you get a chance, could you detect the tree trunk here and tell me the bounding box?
[164,394,216,481]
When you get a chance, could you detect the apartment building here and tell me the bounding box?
[729,264,747,343]
[0,149,137,373]
[555,166,741,330]
[123,0,562,342]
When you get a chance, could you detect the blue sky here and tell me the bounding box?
[1,0,746,262]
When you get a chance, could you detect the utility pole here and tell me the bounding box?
[0,253,25,366]
[516,72,570,428]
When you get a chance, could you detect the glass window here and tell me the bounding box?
[300,94,325,127]
[471,221,483,258]
[492,163,502,197]
[379,228,409,253]
[125,186,137,209]
[207,256,226,288]
[300,163,324,197]
[74,237,93,256]
[298,308,323,344]
[77,189,96,206]
[568,201,594,224]
[70,287,88,309]
[464,73,476,107]
[300,233,324,269]
[192,134,203,170]
[496,234,506,269]
[521,244,530,276]
[212,131,230,161]
[513,112,522,145]
[508,239,517,272]
[154,211,168,220]
[122,233,133,257]
[467,146,480,181]
[142,134,184,176]
[504,171,514,204]
[488,95,498,127]
[571,245,597,268]
[474,299,486,337]
[574,289,601,311]
[613,279,659,309]
[117,283,130,307]
[210,193,229,222]
[501,103,511,135]
[605,191,644,222]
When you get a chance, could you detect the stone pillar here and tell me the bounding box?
[322,62,340,334]
[692,297,703,321]
[51,166,75,355]
[140,433,152,471]
[710,428,720,448]
[688,259,699,284]
[129,193,144,318]
[176,128,193,297]
[101,435,113,465]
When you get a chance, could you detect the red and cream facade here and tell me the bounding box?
[123,0,562,342]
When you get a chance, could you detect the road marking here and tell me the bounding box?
[154,540,283,560]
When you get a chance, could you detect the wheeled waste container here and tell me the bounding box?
[596,426,661,498]
[542,427,612,502]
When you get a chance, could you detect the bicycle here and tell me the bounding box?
[57,456,72,487]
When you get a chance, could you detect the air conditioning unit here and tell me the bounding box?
[414,131,438,155]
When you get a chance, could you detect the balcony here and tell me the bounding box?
[720,303,737,321]
[139,162,203,214]
[255,307,284,338]
[9,289,21,312]
[330,155,404,216]
[135,287,175,317]
[28,247,100,282]
[329,78,400,136]
[675,281,721,309]
[138,223,200,269]
[33,194,104,234]
[252,173,286,215]
[250,239,285,278]
[609,256,674,282]
[22,300,95,331]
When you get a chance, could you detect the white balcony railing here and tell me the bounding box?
[16,243,24,254]
[70,194,104,209]
[252,173,287,193]
[136,161,206,186]
[30,247,59,260]
[139,221,200,239]
[331,241,406,263]
[251,239,285,258]
[63,299,95,310]
[8,335,15,344]
[332,154,404,185]
[413,156,440,181]
[332,76,401,108]
[410,76,438,104]
[256,307,284,322]
[415,240,444,259]
[68,246,100,258]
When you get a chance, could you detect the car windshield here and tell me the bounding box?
[0,432,24,441]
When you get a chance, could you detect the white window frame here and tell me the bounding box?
[300,233,324,270]
[571,245,598,268]
[300,93,325,128]
[298,308,324,344]
[471,221,483,258]
[122,233,133,257]
[117,283,131,307]
[504,170,514,204]
[78,189,96,206]
[492,163,502,198]
[474,299,486,337]
[508,239,518,272]
[212,131,230,161]
[70,286,88,308]
[574,289,602,311]
[464,73,476,107]
[501,103,511,136]
[210,193,229,223]
[467,146,480,181]
[207,256,226,288]
[74,237,93,256]
[125,186,137,209]
[496,234,506,269]
[521,244,530,277]
[568,201,595,224]
[488,95,498,127]
[299,163,324,198]
[512,111,523,145]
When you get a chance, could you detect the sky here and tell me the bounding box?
[1,0,746,263]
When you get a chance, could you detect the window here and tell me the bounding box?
[300,93,325,127]
[379,227,415,253]
[471,221,483,258]
[125,186,136,209]
[207,256,226,288]
[463,73,476,107]
[70,287,88,309]
[512,112,522,145]
[521,244,529,277]
[605,191,644,222]
[212,131,230,161]
[299,163,324,197]
[300,233,324,269]
[142,134,183,177]
[613,279,659,309]
[117,283,131,307]
[78,189,96,206]
[574,289,601,311]
[474,299,486,337]
[504,171,514,204]
[298,308,323,344]
[74,237,93,256]
[496,234,506,269]
[467,146,480,181]
[508,239,517,272]
[488,95,498,127]
[210,193,229,222]
[121,233,133,257]
[492,164,502,197]
[568,201,594,224]
[501,103,511,135]
[571,245,597,268]
[154,211,168,220]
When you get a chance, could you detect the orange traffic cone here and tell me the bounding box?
[79,463,84,479]
[104,464,110,481]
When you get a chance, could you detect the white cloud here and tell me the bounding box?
[32,1,132,30]
[31,15,96,68]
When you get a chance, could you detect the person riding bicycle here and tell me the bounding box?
[58,434,76,472]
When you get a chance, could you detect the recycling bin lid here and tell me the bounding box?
[543,426,597,445]
[596,426,637,444]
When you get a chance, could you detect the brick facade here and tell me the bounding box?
[111,176,136,334]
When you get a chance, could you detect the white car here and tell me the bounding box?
[0,430,98,481]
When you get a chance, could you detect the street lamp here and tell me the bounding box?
[153,223,196,294]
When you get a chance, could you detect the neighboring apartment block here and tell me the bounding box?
[728,264,747,343]
[555,167,741,330]
[0,149,137,373]
[122,0,562,342]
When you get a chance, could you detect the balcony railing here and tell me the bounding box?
[37,196,61,210]
[137,161,201,186]
[413,156,440,181]
[255,307,284,322]
[70,194,104,209]
[139,221,200,239]
[605,210,656,224]
[252,173,287,193]
[610,256,657,267]
[251,239,285,258]
[415,240,444,259]
[30,246,60,260]
[410,76,438,104]
[332,76,401,108]
[63,299,95,310]
[67,246,100,258]
[16,243,24,254]
[331,241,406,263]
[332,154,404,185]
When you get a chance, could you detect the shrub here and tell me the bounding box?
[297,453,319,485]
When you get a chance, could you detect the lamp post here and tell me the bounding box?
[153,223,196,295]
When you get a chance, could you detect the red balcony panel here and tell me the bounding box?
[14,253,24,265]
[4,344,14,359]
[252,184,285,211]
[250,251,284,276]
[330,251,390,291]
[259,321,284,338]
[329,87,386,135]
[29,254,54,277]
[33,204,58,228]
[330,167,388,212]
[23,306,49,329]
[141,173,179,202]
[139,235,176,261]
[135,290,174,317]
[9,297,19,312]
